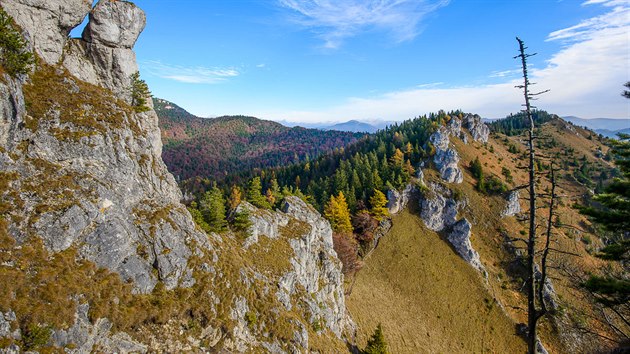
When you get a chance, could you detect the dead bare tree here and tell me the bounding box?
[515,36,552,354]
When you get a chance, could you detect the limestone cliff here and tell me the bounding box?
[0,1,352,352]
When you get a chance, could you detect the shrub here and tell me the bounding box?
[363,323,389,354]
[0,8,33,77]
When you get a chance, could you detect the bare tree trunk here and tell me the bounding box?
[538,164,556,320]
[516,36,539,354]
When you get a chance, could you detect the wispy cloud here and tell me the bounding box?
[262,0,629,123]
[489,69,521,79]
[141,60,239,84]
[278,0,449,49]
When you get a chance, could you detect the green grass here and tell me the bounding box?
[346,205,526,353]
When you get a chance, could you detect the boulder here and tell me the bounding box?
[462,114,490,143]
[447,219,485,272]
[64,0,146,100]
[52,304,147,353]
[419,183,461,231]
[502,190,521,217]
[429,127,463,184]
[387,184,416,214]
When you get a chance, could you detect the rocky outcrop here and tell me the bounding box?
[1,0,92,64]
[419,183,485,273]
[534,264,559,311]
[430,127,463,184]
[447,219,485,272]
[237,202,289,249]
[63,0,145,100]
[387,184,417,214]
[502,190,521,217]
[1,0,208,295]
[52,304,147,353]
[462,113,490,143]
[419,182,462,231]
[280,197,351,337]
[0,1,353,351]
[222,197,352,351]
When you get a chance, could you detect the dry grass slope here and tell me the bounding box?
[347,204,526,353]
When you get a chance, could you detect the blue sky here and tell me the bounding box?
[121,0,628,123]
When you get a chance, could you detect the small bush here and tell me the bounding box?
[0,8,33,77]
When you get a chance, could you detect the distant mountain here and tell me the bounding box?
[563,116,629,131]
[595,128,630,139]
[325,120,379,133]
[277,119,392,132]
[154,98,364,184]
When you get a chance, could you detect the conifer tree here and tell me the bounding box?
[324,192,353,234]
[199,186,227,232]
[369,189,389,221]
[130,71,151,112]
[247,177,271,209]
[0,8,33,77]
[363,323,389,354]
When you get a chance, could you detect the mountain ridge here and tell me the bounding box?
[154,97,365,184]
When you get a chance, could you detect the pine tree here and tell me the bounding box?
[369,189,389,221]
[324,192,353,234]
[130,72,151,112]
[199,186,227,232]
[363,323,388,354]
[247,177,271,209]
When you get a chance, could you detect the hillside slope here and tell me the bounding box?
[155,98,364,183]
[347,205,526,353]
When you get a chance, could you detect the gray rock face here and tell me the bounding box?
[0,1,352,351]
[446,116,462,136]
[0,311,17,340]
[63,0,145,100]
[0,1,210,294]
[0,74,26,148]
[237,202,289,248]
[502,190,521,217]
[1,0,92,64]
[419,183,461,231]
[430,127,463,184]
[280,197,351,338]
[387,184,416,214]
[52,304,147,353]
[447,219,485,272]
[82,0,146,49]
[463,113,490,143]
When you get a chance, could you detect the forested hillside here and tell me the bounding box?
[185,108,625,352]
[155,98,364,183]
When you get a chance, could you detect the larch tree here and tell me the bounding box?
[369,189,389,222]
[324,192,353,234]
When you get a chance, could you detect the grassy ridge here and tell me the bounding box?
[346,204,526,353]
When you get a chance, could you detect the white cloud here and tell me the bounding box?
[141,60,239,84]
[262,0,629,123]
[278,0,449,49]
